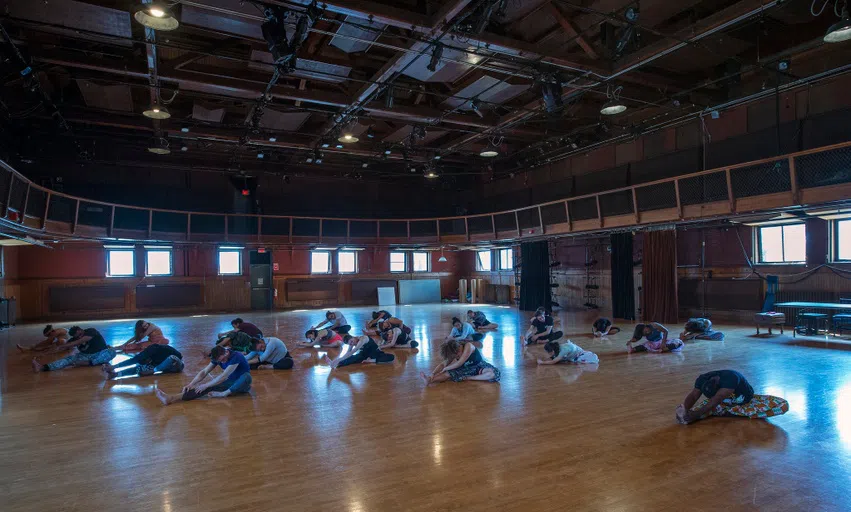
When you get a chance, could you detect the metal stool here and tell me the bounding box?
[795,310,829,337]
[833,298,851,336]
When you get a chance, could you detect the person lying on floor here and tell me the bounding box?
[103,344,184,379]
[467,310,499,331]
[592,318,621,337]
[17,325,68,353]
[215,330,255,354]
[297,329,344,348]
[627,323,683,353]
[32,326,116,373]
[312,310,351,335]
[537,340,599,365]
[446,317,485,343]
[156,346,252,405]
[364,310,392,334]
[379,325,419,349]
[676,369,789,424]
[245,337,293,370]
[118,320,170,353]
[323,335,394,369]
[217,317,263,340]
[679,317,724,341]
[420,339,500,385]
[524,309,563,346]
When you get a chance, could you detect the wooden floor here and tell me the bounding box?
[2,305,851,511]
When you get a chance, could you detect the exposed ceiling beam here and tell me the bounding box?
[546,3,597,60]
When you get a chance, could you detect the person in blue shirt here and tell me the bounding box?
[446,317,484,343]
[156,346,252,405]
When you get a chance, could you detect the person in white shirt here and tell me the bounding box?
[312,310,351,335]
[245,337,293,370]
[536,340,599,365]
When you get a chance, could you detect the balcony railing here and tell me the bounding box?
[2,140,851,246]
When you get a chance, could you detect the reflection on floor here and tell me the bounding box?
[2,304,851,511]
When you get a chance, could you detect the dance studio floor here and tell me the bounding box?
[2,305,851,511]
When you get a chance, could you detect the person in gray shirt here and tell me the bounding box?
[245,337,293,370]
[312,310,351,335]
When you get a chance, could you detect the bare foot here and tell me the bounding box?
[420,371,432,385]
[32,358,43,373]
[208,391,229,398]
[155,388,172,406]
[676,404,687,424]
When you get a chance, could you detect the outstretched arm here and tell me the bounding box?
[537,355,560,365]
[198,364,237,391]
[185,363,214,392]
[313,318,331,330]
[442,344,474,372]
[681,388,702,411]
[651,322,669,341]
[685,388,734,422]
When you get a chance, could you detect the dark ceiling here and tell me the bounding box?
[0,0,849,187]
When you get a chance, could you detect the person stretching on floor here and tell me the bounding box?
[364,310,392,334]
[420,339,500,385]
[323,334,395,369]
[467,310,499,331]
[524,310,563,346]
[679,318,724,341]
[17,325,68,352]
[215,330,256,354]
[218,318,263,339]
[103,344,184,379]
[32,326,116,373]
[245,337,293,370]
[297,329,344,348]
[446,317,485,343]
[379,325,419,349]
[118,320,170,353]
[537,340,600,365]
[312,310,351,335]
[592,318,621,337]
[676,369,789,424]
[627,323,684,353]
[156,346,252,405]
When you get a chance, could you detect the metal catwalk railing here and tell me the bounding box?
[1,140,851,246]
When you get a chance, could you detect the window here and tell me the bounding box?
[311,251,331,274]
[145,248,172,276]
[476,250,492,271]
[837,219,851,261]
[412,251,430,272]
[338,251,357,274]
[758,224,806,263]
[107,247,135,277]
[390,251,407,272]
[498,248,514,270]
[218,248,242,275]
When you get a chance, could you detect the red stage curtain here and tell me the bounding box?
[642,230,679,324]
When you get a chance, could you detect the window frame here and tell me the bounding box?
[145,247,173,276]
[337,250,358,274]
[756,223,806,265]
[310,250,332,274]
[412,251,430,272]
[217,248,243,276]
[106,247,135,277]
[834,219,851,262]
[476,250,492,271]
[498,248,514,271]
[389,251,407,273]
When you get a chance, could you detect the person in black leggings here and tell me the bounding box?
[102,344,184,379]
[322,335,394,369]
[525,310,563,345]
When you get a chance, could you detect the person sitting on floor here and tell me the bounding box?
[627,323,683,353]
[298,328,344,348]
[215,330,255,354]
[32,326,116,373]
[156,346,252,405]
[218,318,263,340]
[323,334,395,369]
[378,316,412,337]
[537,340,600,365]
[245,337,293,370]
[592,318,621,337]
[103,344,184,379]
[364,310,392,334]
[312,310,351,335]
[118,320,170,353]
[680,317,725,341]
[17,325,68,353]
[467,310,499,331]
[420,339,500,385]
[379,325,419,349]
[676,369,789,424]
[446,317,485,343]
[524,309,564,346]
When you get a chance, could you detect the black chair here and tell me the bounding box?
[796,308,829,336]
[833,298,851,336]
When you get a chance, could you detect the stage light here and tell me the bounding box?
[362,162,369,169]
[825,4,851,43]
[335,143,344,149]
[600,100,627,115]
[143,104,170,119]
[147,137,170,155]
[338,133,359,143]
[480,149,498,158]
[180,126,190,133]
[541,78,563,113]
[257,152,264,159]
[438,247,447,261]
[384,148,392,155]
[433,154,442,160]
[427,42,443,72]
[366,126,375,139]
[134,2,179,31]
[269,136,277,142]
[180,145,188,152]
[385,86,394,109]
[425,171,438,178]
[321,139,331,148]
